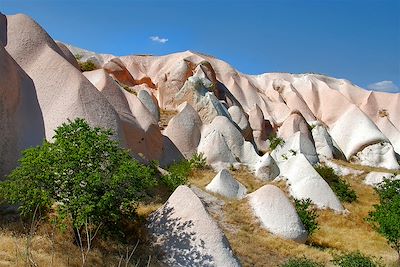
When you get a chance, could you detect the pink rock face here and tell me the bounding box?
[1,12,399,178]
[83,69,163,162]
[4,14,123,141]
[0,45,45,178]
[278,112,312,141]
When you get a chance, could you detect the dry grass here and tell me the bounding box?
[310,174,397,265]
[222,200,331,267]
[189,167,399,267]
[0,223,154,267]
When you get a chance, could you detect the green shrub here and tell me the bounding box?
[0,118,157,233]
[189,152,207,169]
[161,160,192,190]
[79,60,98,72]
[281,256,323,267]
[294,198,319,236]
[367,179,400,259]
[314,165,357,203]
[268,134,285,150]
[332,251,382,267]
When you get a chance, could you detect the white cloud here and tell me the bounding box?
[150,36,168,44]
[367,80,400,93]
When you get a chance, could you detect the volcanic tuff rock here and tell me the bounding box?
[248,185,308,243]
[147,186,241,267]
[205,169,247,199]
[1,12,400,265]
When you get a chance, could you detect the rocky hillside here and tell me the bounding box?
[1,12,400,266]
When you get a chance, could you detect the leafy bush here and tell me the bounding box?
[367,179,400,259]
[0,118,157,232]
[294,198,319,236]
[161,160,192,190]
[79,60,98,72]
[268,134,285,150]
[281,256,323,267]
[189,152,207,169]
[332,251,382,267]
[314,165,357,203]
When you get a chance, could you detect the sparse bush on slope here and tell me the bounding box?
[0,118,157,234]
[294,198,319,236]
[281,256,323,267]
[74,54,98,72]
[314,165,357,203]
[161,153,208,190]
[268,134,285,150]
[367,179,400,261]
[332,251,383,267]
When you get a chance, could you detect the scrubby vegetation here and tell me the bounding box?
[161,159,192,190]
[268,134,285,150]
[314,165,357,203]
[0,119,158,265]
[0,118,157,232]
[281,256,323,267]
[161,152,208,190]
[332,251,383,267]
[367,179,400,260]
[74,54,98,72]
[294,198,319,236]
[189,152,208,169]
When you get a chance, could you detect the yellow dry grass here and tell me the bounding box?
[189,166,399,267]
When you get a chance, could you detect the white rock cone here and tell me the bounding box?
[147,186,241,267]
[278,154,344,212]
[247,185,308,243]
[206,169,247,199]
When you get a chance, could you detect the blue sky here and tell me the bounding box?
[1,0,399,92]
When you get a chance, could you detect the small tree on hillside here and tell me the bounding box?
[367,179,400,262]
[0,118,157,236]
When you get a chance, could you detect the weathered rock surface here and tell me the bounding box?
[248,185,308,243]
[278,154,344,211]
[364,172,397,186]
[164,102,202,158]
[147,186,241,267]
[206,169,247,199]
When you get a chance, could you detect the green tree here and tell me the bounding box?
[0,118,157,234]
[367,179,400,261]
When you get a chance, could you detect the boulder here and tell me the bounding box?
[310,122,336,160]
[147,185,241,267]
[254,153,280,180]
[352,142,400,170]
[138,89,160,121]
[198,116,260,170]
[247,185,308,243]
[205,169,247,199]
[364,172,397,186]
[164,102,202,158]
[272,131,319,165]
[228,105,253,141]
[278,154,344,211]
